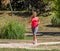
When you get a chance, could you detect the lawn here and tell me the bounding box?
[0,13,60,50]
[0,14,60,42]
[0,13,60,32]
[0,36,60,43]
[36,44,60,50]
[0,48,59,51]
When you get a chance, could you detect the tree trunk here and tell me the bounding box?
[9,0,13,16]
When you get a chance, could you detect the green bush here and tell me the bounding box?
[51,0,60,27]
[0,21,26,39]
[51,17,60,26]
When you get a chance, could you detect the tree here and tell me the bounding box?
[10,0,13,16]
[0,0,13,15]
[51,0,60,26]
[44,0,60,26]
[0,0,2,10]
[0,0,48,16]
[11,0,46,12]
[29,0,46,14]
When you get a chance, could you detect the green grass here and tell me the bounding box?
[0,14,60,32]
[0,48,59,51]
[24,36,60,43]
[0,36,60,43]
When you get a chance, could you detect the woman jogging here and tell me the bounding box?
[29,10,40,44]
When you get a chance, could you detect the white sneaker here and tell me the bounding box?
[33,41,37,45]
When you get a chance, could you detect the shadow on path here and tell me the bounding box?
[26,32,60,36]
[45,25,60,28]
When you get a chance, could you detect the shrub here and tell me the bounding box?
[51,17,60,26]
[0,21,26,39]
[51,0,60,27]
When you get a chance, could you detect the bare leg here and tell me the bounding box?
[33,34,37,44]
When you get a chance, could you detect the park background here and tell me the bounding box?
[0,0,60,50]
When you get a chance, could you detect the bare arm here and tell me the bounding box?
[38,17,40,25]
[28,15,33,23]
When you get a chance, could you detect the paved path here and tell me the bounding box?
[0,42,60,49]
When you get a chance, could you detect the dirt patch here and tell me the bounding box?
[0,36,60,43]
[35,44,60,50]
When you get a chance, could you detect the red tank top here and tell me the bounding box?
[31,16,39,28]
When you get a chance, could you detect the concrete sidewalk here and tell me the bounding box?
[0,42,60,49]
